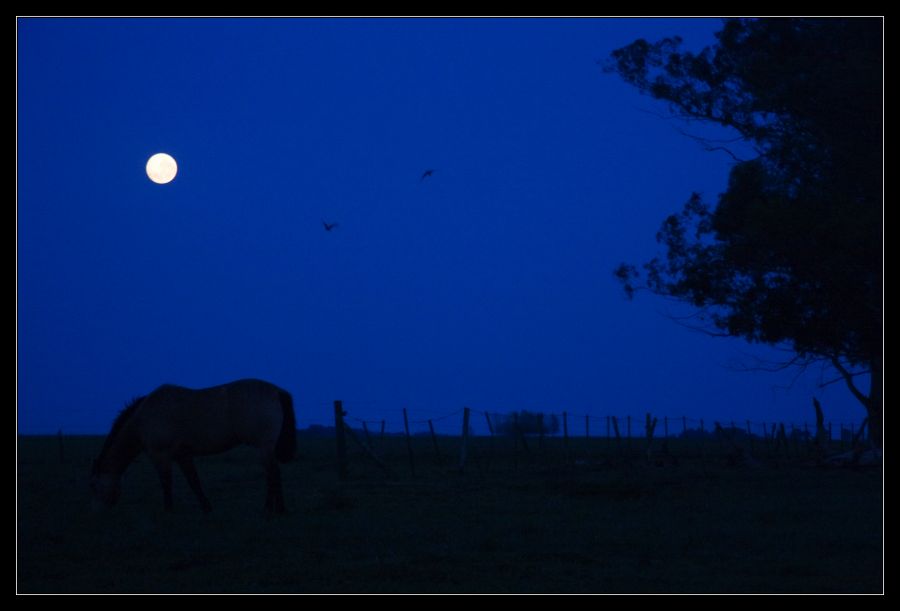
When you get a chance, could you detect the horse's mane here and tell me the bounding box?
[93,395,146,472]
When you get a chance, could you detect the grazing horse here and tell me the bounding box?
[90,379,296,514]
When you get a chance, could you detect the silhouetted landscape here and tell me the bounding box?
[19,432,881,593]
[17,17,882,593]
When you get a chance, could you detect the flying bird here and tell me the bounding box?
[420,169,435,181]
[322,221,339,232]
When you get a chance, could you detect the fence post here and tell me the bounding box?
[627,415,632,453]
[513,412,520,470]
[458,407,471,473]
[484,411,495,469]
[428,419,442,464]
[699,419,706,460]
[746,420,753,454]
[334,400,348,481]
[645,413,658,462]
[362,421,373,449]
[562,411,570,461]
[537,413,545,449]
[403,407,415,477]
[57,429,64,464]
[611,416,622,455]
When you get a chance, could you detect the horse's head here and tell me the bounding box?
[90,459,121,507]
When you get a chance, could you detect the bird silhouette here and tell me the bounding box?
[420,169,435,181]
[322,221,339,232]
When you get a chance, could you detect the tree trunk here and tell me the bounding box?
[867,356,882,449]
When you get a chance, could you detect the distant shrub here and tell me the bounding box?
[493,410,559,437]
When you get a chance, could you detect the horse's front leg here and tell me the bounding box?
[152,457,174,511]
[177,457,213,513]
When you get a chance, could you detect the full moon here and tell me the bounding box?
[146,153,178,184]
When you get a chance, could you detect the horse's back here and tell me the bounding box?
[137,379,288,455]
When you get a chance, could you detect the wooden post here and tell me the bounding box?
[458,407,471,473]
[483,411,495,469]
[333,400,348,481]
[362,421,373,449]
[428,419,442,464]
[537,413,545,449]
[513,412,520,470]
[516,413,531,454]
[484,412,495,436]
[699,419,705,459]
[402,407,415,477]
[627,415,632,452]
[57,429,64,464]
[645,413,657,462]
[611,416,621,454]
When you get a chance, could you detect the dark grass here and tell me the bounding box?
[18,434,882,593]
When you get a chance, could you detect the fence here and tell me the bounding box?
[312,401,871,480]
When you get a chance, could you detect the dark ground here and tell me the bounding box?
[17,434,882,593]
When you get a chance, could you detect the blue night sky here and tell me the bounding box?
[17,18,865,435]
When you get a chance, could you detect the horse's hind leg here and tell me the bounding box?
[177,457,213,513]
[258,445,286,514]
[266,462,285,514]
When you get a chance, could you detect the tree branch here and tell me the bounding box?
[830,357,870,407]
[818,369,872,389]
[674,127,751,162]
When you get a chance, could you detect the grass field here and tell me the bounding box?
[17,434,882,593]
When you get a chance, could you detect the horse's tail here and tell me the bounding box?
[276,389,297,463]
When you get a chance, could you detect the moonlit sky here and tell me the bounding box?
[17,18,866,435]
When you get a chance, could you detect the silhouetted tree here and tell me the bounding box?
[494,411,560,437]
[607,19,882,446]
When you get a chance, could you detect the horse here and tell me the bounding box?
[90,378,296,514]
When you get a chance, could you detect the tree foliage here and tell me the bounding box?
[493,410,559,437]
[607,19,882,435]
